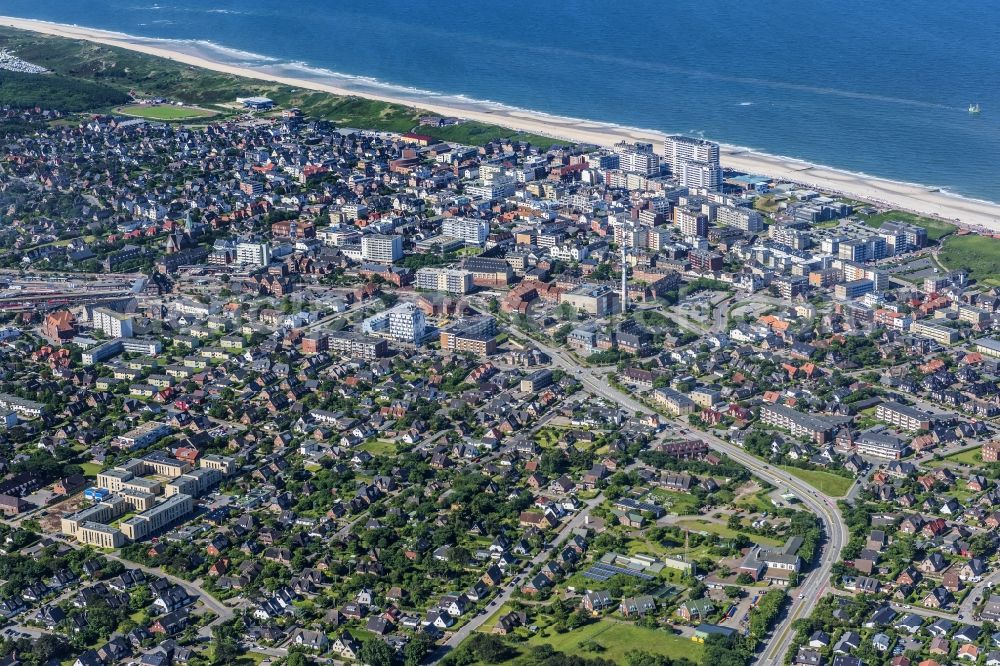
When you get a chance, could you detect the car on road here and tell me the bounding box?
[797,594,804,599]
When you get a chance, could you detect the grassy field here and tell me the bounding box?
[359,439,399,456]
[115,104,216,120]
[778,466,853,497]
[859,210,958,241]
[939,234,1000,287]
[925,446,982,468]
[79,462,103,478]
[0,26,564,149]
[676,518,782,547]
[736,489,777,514]
[650,488,703,515]
[525,619,704,663]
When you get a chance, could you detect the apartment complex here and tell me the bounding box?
[119,494,194,541]
[93,307,134,339]
[327,331,389,360]
[362,302,427,343]
[441,217,490,245]
[235,241,272,267]
[0,393,46,418]
[415,267,474,295]
[663,136,722,190]
[653,387,696,416]
[910,320,959,345]
[614,141,661,176]
[716,205,765,233]
[875,401,931,431]
[760,404,839,444]
[439,316,498,356]
[361,234,403,263]
[112,422,173,451]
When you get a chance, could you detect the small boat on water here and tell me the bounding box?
[969,103,981,114]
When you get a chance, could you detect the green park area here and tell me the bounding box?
[114,104,217,120]
[525,619,704,664]
[778,466,853,497]
[939,234,1000,287]
[859,210,957,241]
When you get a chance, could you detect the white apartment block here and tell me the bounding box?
[614,141,661,176]
[716,205,764,233]
[361,234,403,263]
[466,179,516,201]
[663,136,720,174]
[236,241,272,266]
[93,307,134,339]
[678,160,723,191]
[441,217,490,245]
[362,302,427,343]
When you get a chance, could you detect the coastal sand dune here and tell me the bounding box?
[5,16,1000,234]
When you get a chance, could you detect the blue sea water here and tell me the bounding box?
[4,0,1000,202]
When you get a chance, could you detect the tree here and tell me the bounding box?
[31,633,68,663]
[286,653,309,666]
[359,639,393,666]
[404,632,434,666]
[465,634,512,664]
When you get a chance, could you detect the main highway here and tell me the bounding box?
[521,334,849,665]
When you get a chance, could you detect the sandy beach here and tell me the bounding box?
[5,15,1000,234]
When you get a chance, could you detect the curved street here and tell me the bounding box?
[524,334,849,665]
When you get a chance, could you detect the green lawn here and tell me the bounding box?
[80,462,103,478]
[676,518,782,547]
[736,489,778,514]
[359,439,398,456]
[525,619,703,663]
[925,446,982,468]
[478,603,513,632]
[778,466,853,497]
[650,489,703,515]
[859,210,957,241]
[115,104,217,120]
[939,234,1000,286]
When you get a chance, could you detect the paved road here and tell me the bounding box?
[440,477,612,652]
[524,334,849,664]
[46,533,234,636]
[959,572,998,618]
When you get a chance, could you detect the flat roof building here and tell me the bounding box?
[119,494,193,542]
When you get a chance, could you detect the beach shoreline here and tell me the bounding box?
[4,15,1000,235]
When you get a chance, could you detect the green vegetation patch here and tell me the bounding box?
[859,210,957,241]
[79,462,103,478]
[523,618,704,663]
[359,439,399,456]
[0,26,568,148]
[676,518,782,547]
[777,465,852,497]
[114,104,216,120]
[0,69,127,111]
[939,233,1000,286]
